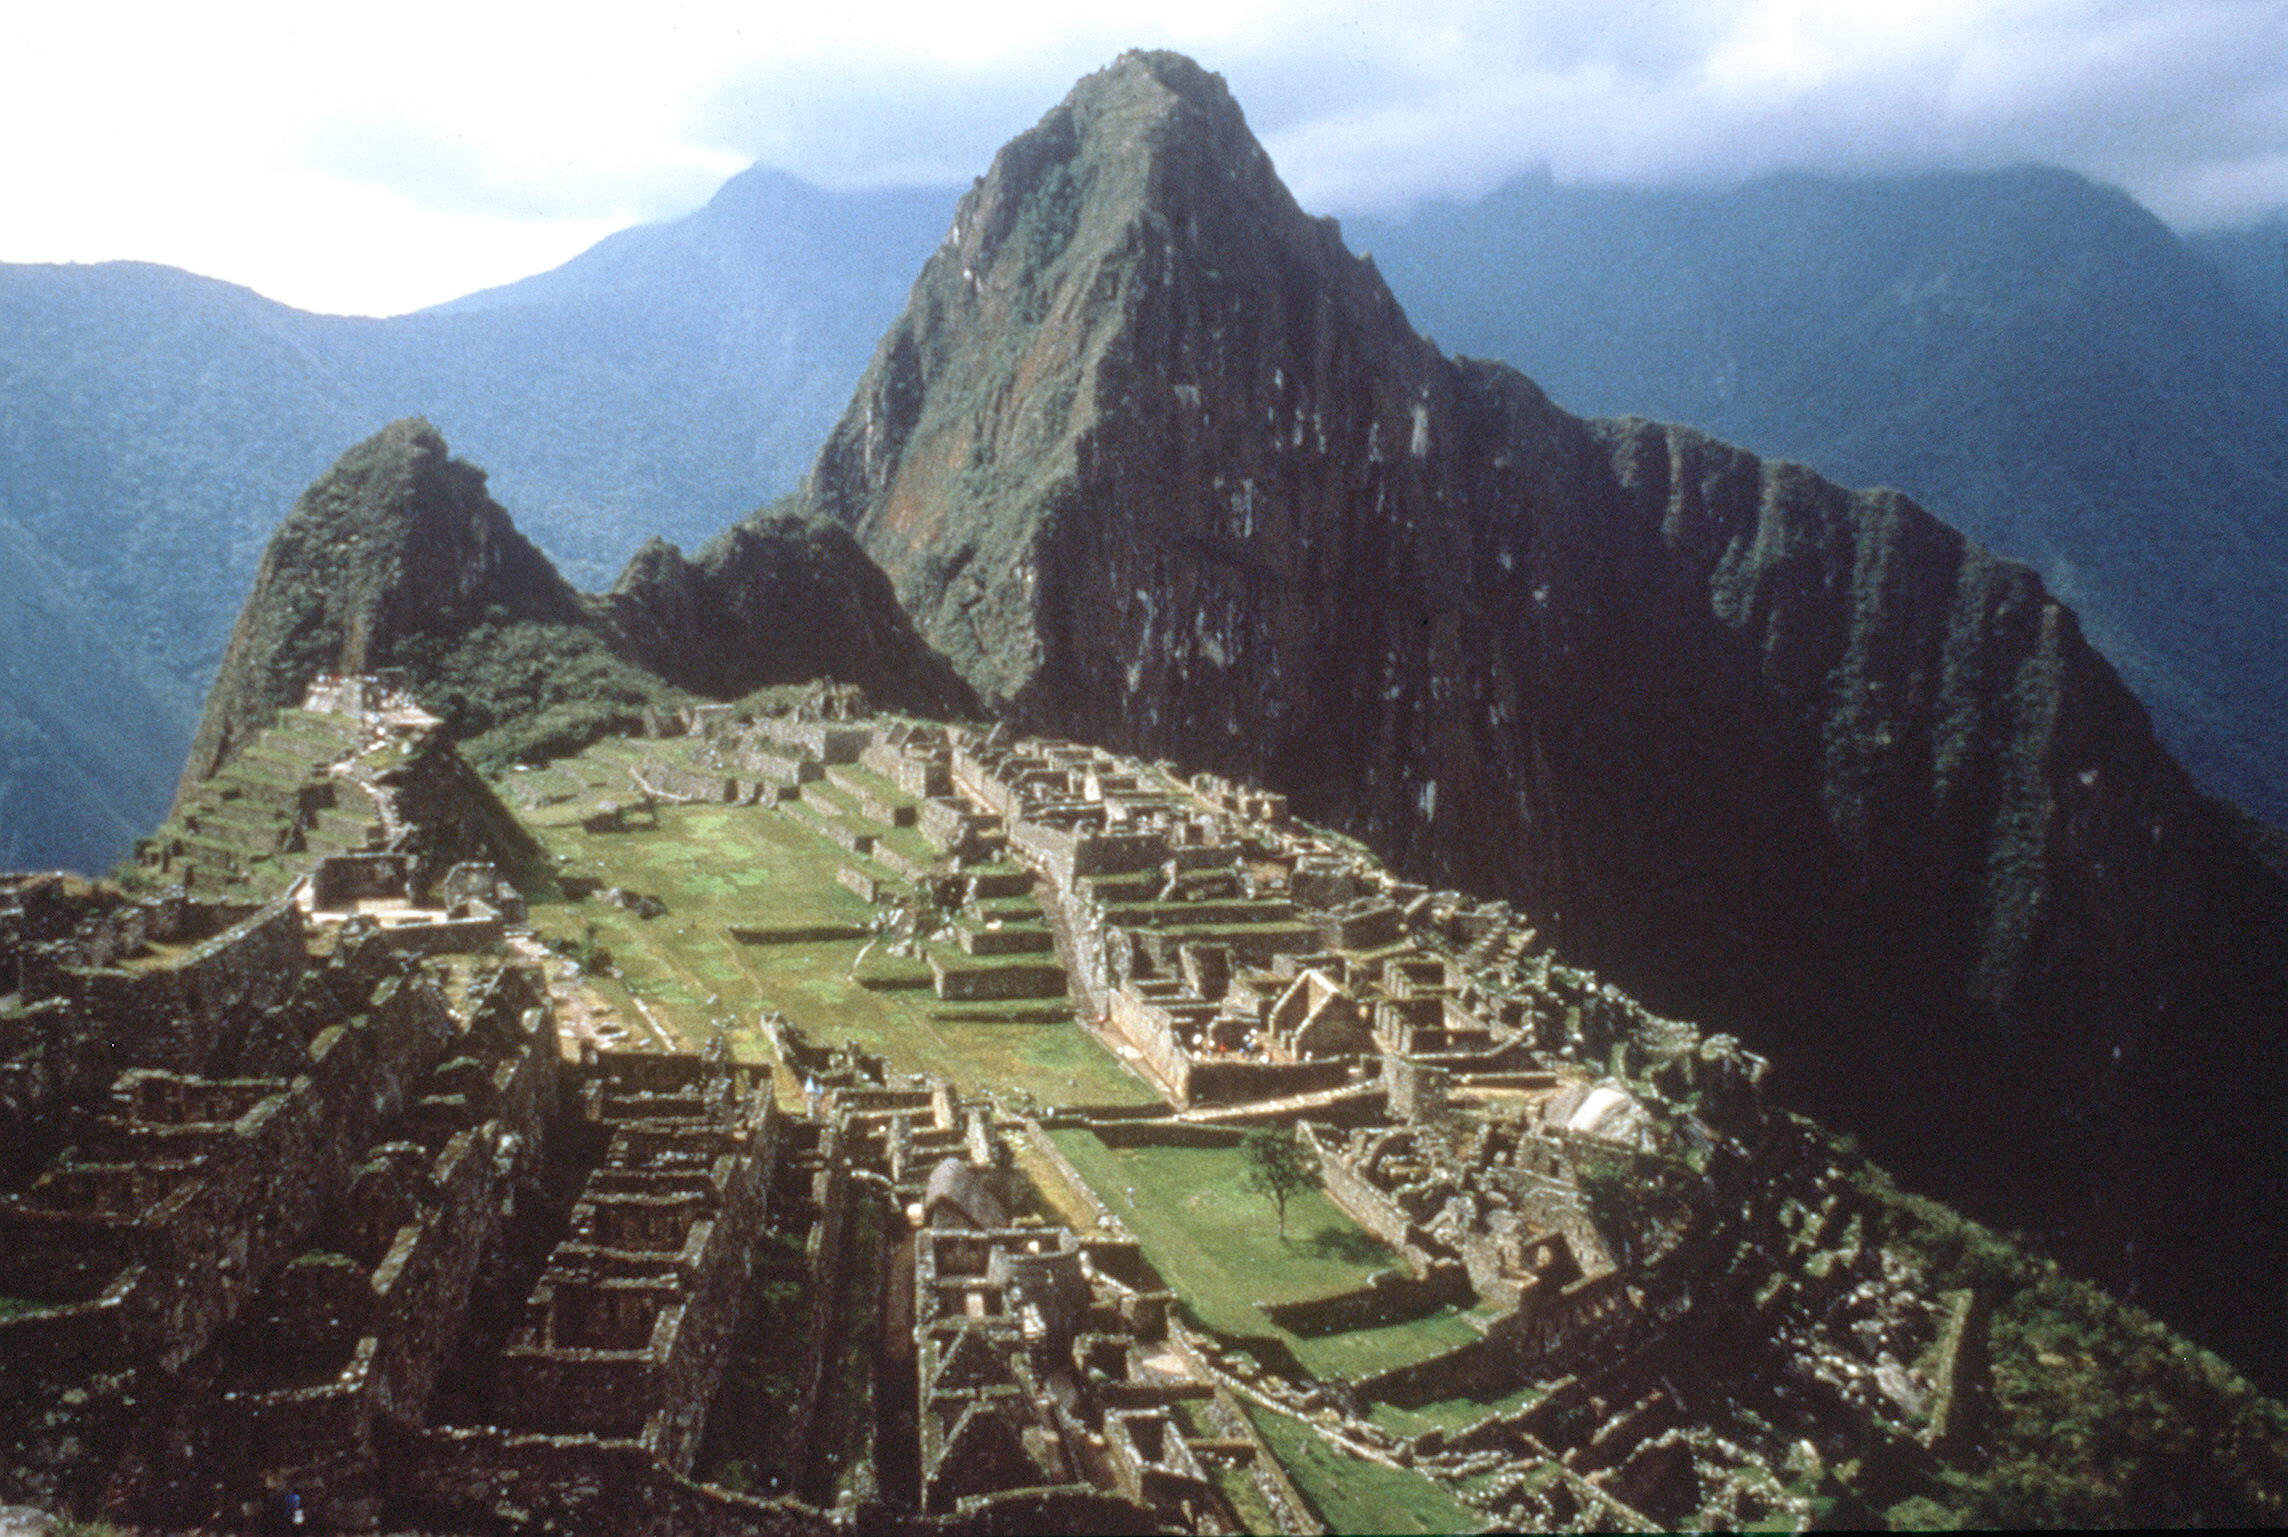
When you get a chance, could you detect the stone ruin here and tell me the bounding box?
[140,674,530,912]
[0,851,1262,1533]
[7,698,2002,1532]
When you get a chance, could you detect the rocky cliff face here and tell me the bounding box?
[1353,170,2288,828]
[810,51,2287,1377]
[599,512,975,717]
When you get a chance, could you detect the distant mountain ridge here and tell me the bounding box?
[1349,168,2288,826]
[0,172,954,872]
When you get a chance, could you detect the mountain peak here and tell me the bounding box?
[178,419,588,787]
[1076,48,1248,125]
[808,49,1409,700]
[802,56,2288,1379]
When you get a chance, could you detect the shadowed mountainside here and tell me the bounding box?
[600,513,973,711]
[181,419,665,790]
[1349,170,2288,827]
[805,49,2288,1382]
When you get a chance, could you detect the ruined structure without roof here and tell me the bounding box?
[0,684,2210,1532]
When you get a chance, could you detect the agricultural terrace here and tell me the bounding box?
[494,731,1532,1532]
[497,737,1155,1107]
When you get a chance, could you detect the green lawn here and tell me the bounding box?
[1247,1405,1484,1535]
[1369,1378,1543,1439]
[1045,1131,1484,1381]
[511,768,1154,1106]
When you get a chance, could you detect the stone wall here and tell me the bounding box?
[367,1127,511,1425]
[1009,824,1170,889]
[311,853,416,907]
[957,924,1051,957]
[929,959,1066,1001]
[182,1111,525,1533]
[788,1118,860,1484]
[1090,1121,1243,1149]
[1305,1127,1434,1271]
[840,865,890,904]
[389,1421,833,1537]
[491,1060,777,1473]
[376,913,506,954]
[1256,1263,1473,1337]
[0,965,455,1387]
[918,798,994,857]
[758,720,873,765]
[864,741,952,799]
[1103,987,1195,1097]
[875,842,940,885]
[57,898,310,1075]
[829,767,917,827]
[0,998,96,1175]
[740,746,821,789]
[636,758,745,804]
[1179,1057,1351,1107]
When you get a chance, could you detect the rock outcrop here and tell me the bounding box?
[808,51,2288,1378]
[599,511,974,717]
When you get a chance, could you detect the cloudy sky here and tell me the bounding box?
[6,0,2286,316]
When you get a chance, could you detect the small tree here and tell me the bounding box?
[1241,1126,1318,1240]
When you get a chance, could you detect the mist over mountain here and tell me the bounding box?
[0,172,951,872]
[373,169,957,584]
[803,49,2288,1381]
[1348,169,2288,826]
[2190,214,2288,336]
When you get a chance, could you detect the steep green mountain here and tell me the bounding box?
[0,172,952,873]
[183,418,665,790]
[805,50,2288,1382]
[1346,170,2288,826]
[178,418,966,815]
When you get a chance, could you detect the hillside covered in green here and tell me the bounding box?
[177,419,971,825]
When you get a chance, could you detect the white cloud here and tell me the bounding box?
[1248,0,2288,221]
[2,0,2285,314]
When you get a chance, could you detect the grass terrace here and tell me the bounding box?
[1043,1130,1484,1380]
[1247,1404,1484,1535]
[502,743,1153,1108]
